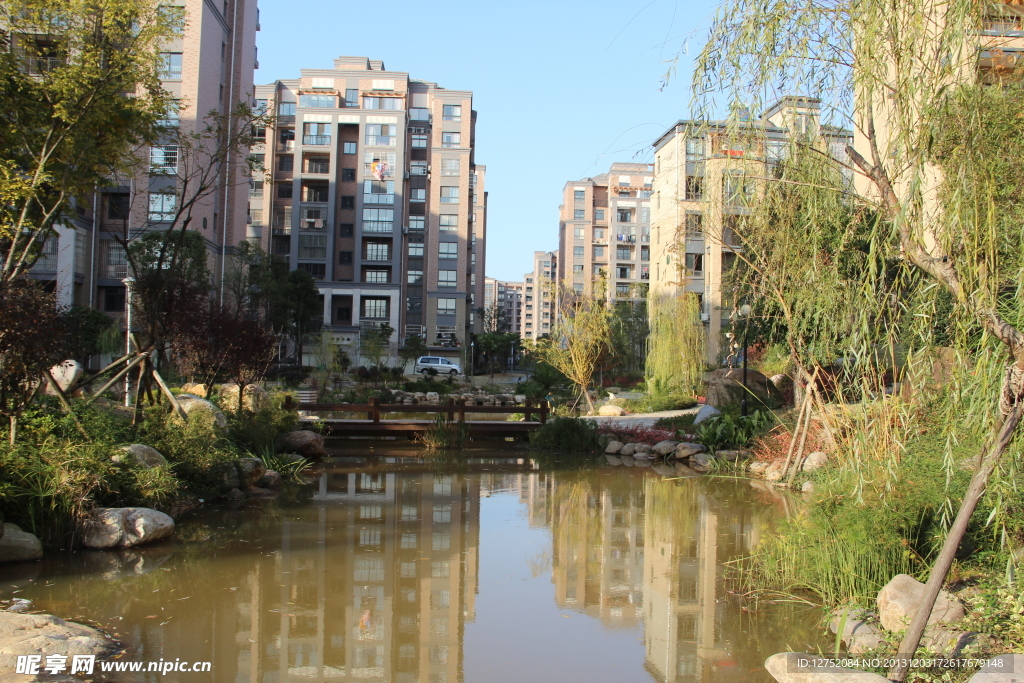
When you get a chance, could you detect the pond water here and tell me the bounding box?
[0,447,828,682]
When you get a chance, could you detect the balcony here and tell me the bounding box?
[272,227,292,236]
[303,135,331,146]
[277,140,295,153]
[22,57,66,75]
[363,193,395,205]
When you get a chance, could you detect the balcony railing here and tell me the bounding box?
[22,57,66,75]
[272,227,291,236]
[363,221,393,233]
[159,65,182,81]
[303,135,331,146]
[363,193,394,205]
[277,141,295,152]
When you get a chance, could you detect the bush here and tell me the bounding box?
[597,423,676,445]
[517,380,545,400]
[695,410,776,452]
[529,417,600,453]
[618,393,698,413]
[653,414,697,433]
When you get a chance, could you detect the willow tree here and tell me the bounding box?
[691,0,1024,677]
[646,291,705,397]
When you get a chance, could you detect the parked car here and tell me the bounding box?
[415,356,462,376]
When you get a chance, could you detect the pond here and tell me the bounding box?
[0,447,827,682]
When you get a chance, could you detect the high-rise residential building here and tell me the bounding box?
[649,97,852,363]
[482,277,523,334]
[556,163,653,303]
[521,250,556,339]
[252,56,485,363]
[28,0,260,315]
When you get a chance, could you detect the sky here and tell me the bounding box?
[255,0,721,282]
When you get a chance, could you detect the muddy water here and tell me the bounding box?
[0,449,827,682]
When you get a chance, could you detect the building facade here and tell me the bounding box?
[520,250,557,339]
[649,97,852,363]
[556,163,653,304]
[252,56,485,364]
[482,277,523,334]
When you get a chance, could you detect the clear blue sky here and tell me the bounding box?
[255,0,720,282]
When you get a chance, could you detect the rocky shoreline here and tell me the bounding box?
[0,603,119,683]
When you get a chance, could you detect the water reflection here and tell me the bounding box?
[0,456,820,683]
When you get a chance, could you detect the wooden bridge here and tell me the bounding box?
[284,396,549,439]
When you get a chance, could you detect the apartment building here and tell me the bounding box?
[252,56,485,363]
[556,163,653,303]
[649,97,852,363]
[482,277,523,334]
[29,0,259,315]
[520,250,557,339]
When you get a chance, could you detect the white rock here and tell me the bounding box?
[604,455,623,466]
[81,508,174,550]
[605,440,623,454]
[675,442,705,458]
[765,652,891,682]
[802,451,829,471]
[877,574,965,632]
[0,524,42,563]
[802,481,815,493]
[598,404,626,417]
[514,395,526,403]
[113,444,167,469]
[692,404,722,425]
[829,608,885,653]
[0,612,111,672]
[619,442,638,456]
[6,599,31,613]
[968,654,1024,682]
[765,461,787,482]
[633,443,652,454]
[426,392,440,403]
[749,461,771,475]
[219,384,270,411]
[173,395,227,432]
[651,440,680,455]
[46,360,83,393]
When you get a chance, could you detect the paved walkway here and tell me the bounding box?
[580,405,702,428]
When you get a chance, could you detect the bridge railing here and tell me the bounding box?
[282,396,549,425]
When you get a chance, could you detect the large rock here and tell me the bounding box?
[651,440,679,456]
[0,612,112,675]
[802,451,829,472]
[770,374,793,392]
[173,394,227,432]
[692,452,716,467]
[877,574,965,632]
[619,442,638,456]
[764,652,890,683]
[764,460,787,482]
[113,444,167,469]
[675,442,705,459]
[705,368,783,411]
[276,430,326,458]
[598,404,626,417]
[81,508,174,550]
[218,384,270,412]
[829,608,885,653]
[692,404,722,425]
[968,654,1024,682]
[425,392,440,403]
[180,382,209,397]
[45,360,83,394]
[257,470,283,488]
[749,460,772,475]
[605,440,623,454]
[235,458,266,488]
[633,443,652,454]
[0,525,42,563]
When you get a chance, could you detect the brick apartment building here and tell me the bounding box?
[482,278,522,334]
[520,250,557,339]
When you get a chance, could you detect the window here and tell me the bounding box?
[617,208,633,223]
[407,270,423,284]
[686,137,703,161]
[304,183,329,202]
[685,213,703,237]
[617,247,632,260]
[364,269,389,283]
[410,161,427,176]
[342,141,357,154]
[277,183,293,199]
[362,208,394,232]
[363,179,395,204]
[441,159,460,176]
[297,262,325,280]
[410,107,430,121]
[362,297,389,319]
[341,168,356,182]
[573,227,584,238]
[437,298,456,315]
[299,94,335,108]
[574,190,586,201]
[249,180,264,197]
[442,104,462,121]
[573,246,584,257]
[159,52,182,80]
[574,209,585,220]
[344,89,359,107]
[410,188,426,202]
[438,242,458,258]
[148,193,176,221]
[274,208,292,230]
[339,223,354,237]
[440,187,459,203]
[685,176,704,200]
[723,172,754,205]
[365,124,397,146]
[408,242,424,257]
[640,207,650,224]
[641,246,650,261]
[277,102,295,116]
[438,270,457,287]
[307,156,330,174]
[437,215,458,231]
[371,79,394,90]
[594,227,606,239]
[301,206,325,229]
[685,253,704,274]
[303,122,331,145]
[107,193,130,220]
[278,155,294,172]
[298,234,326,259]
[103,285,126,312]
[339,195,354,209]
[150,144,177,171]
[339,251,353,265]
[408,216,425,231]
[573,264,584,274]
[441,132,461,148]
[362,96,402,110]
[617,266,632,279]
[595,209,605,221]
[412,133,428,148]
[593,245,606,258]
[365,242,390,260]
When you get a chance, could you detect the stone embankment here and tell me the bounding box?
[0,601,117,683]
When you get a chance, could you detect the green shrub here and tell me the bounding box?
[695,410,776,452]
[517,380,545,400]
[418,414,468,450]
[618,393,698,413]
[654,414,697,433]
[529,417,599,453]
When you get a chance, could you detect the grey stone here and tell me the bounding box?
[633,457,652,467]
[765,461,787,482]
[921,627,980,654]
[716,449,741,461]
[598,404,626,417]
[749,461,771,475]
[6,599,31,614]
[425,392,440,403]
[967,654,1024,682]
[802,481,815,493]
[621,456,636,467]
[114,444,167,469]
[219,384,269,411]
[619,442,638,456]
[764,652,891,682]
[257,470,283,488]
[803,451,829,472]
[692,452,716,467]
[245,486,273,497]
[81,508,174,550]
[674,442,705,459]
[0,525,42,563]
[829,608,885,653]
[706,368,783,410]
[276,430,326,458]
[633,443,652,454]
[604,455,623,466]
[605,440,623,454]
[173,395,228,432]
[877,574,965,632]
[46,360,83,394]
[692,404,722,425]
[651,440,679,456]
[633,452,655,460]
[225,488,245,500]
[770,374,793,392]
[235,458,266,488]
[0,612,112,675]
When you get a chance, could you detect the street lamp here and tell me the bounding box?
[470,341,475,379]
[122,276,136,408]
[738,303,752,417]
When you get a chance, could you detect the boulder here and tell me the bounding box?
[245,486,273,497]
[173,395,227,432]
[0,612,112,674]
[802,451,829,472]
[715,449,741,461]
[829,608,885,654]
[598,404,626,417]
[748,461,772,475]
[257,470,283,488]
[705,368,783,411]
[219,384,270,412]
[764,652,891,683]
[633,452,655,460]
[6,599,32,613]
[692,452,716,468]
[604,455,623,466]
[235,458,266,488]
[45,360,83,394]
[619,442,638,456]
[81,508,174,550]
[633,443,652,454]
[225,488,245,501]
[514,395,526,404]
[692,404,722,425]
[968,654,1024,682]
[113,444,167,469]
[921,627,981,654]
[276,430,326,458]
[605,440,623,454]
[426,392,440,403]
[651,440,679,456]
[770,374,793,392]
[877,574,965,632]
[0,525,42,563]
[802,481,815,493]
[764,461,787,482]
[675,442,705,458]
[180,382,209,397]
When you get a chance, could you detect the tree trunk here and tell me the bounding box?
[582,383,596,414]
[8,415,15,446]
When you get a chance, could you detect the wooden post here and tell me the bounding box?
[540,401,548,425]
[525,399,533,422]
[371,397,380,423]
[447,398,455,422]
[283,395,294,411]
[457,399,466,423]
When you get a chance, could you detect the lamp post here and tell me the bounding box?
[738,303,752,417]
[122,276,136,407]
[470,341,475,380]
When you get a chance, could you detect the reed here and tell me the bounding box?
[418,414,468,450]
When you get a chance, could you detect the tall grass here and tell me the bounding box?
[529,417,600,453]
[418,414,468,450]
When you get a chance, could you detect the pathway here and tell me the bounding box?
[580,405,702,429]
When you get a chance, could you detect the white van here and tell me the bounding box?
[414,356,462,376]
